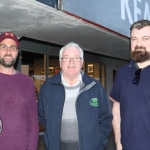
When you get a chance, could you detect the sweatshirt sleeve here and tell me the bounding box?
[98,88,113,149]
[27,81,39,150]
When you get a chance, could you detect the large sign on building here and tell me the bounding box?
[62,0,150,37]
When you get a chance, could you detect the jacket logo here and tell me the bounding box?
[89,98,98,107]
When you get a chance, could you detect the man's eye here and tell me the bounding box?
[1,45,6,49]
[143,37,150,41]
[131,38,137,41]
[10,46,16,50]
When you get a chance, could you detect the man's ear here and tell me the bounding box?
[81,60,84,68]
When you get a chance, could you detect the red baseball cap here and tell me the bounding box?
[0,32,19,46]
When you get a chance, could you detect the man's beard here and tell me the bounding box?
[0,54,16,68]
[130,46,150,63]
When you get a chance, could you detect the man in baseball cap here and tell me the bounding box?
[0,32,19,69]
[0,32,19,46]
[0,31,39,149]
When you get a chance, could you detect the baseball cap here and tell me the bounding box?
[0,32,19,46]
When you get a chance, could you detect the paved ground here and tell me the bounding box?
[37,130,116,150]
[38,135,45,150]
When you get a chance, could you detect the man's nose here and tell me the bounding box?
[5,47,12,53]
[69,58,75,62]
[136,38,143,46]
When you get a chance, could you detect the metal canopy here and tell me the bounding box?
[0,0,130,60]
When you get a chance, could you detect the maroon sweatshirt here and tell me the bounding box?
[0,72,39,150]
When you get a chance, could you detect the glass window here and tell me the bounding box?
[86,62,106,89]
[49,55,60,76]
[21,51,45,98]
[87,62,100,81]
[101,64,106,89]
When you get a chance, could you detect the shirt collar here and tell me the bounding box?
[61,73,82,87]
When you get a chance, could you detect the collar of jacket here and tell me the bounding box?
[49,70,96,86]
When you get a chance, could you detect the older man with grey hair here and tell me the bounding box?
[38,42,112,150]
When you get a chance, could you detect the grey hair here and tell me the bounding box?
[130,19,150,32]
[59,42,84,61]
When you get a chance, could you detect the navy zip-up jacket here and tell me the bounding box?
[38,71,112,150]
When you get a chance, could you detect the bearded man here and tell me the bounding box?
[0,32,38,150]
[110,20,150,150]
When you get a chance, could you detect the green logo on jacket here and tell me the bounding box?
[89,98,98,107]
